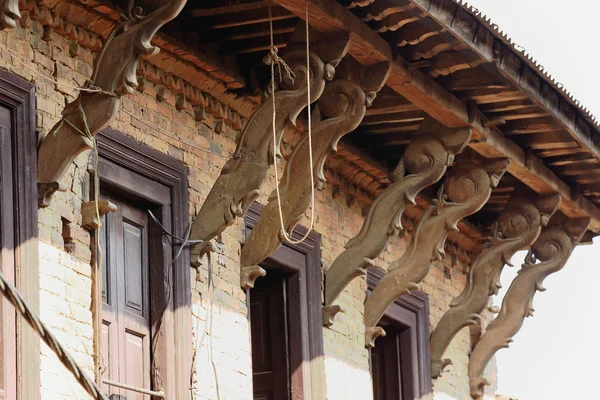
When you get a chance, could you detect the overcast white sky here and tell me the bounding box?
[465,1,600,399]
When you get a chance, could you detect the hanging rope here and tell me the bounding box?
[6,38,117,395]
[0,270,108,400]
[269,2,316,245]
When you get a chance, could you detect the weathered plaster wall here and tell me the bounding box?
[0,14,497,400]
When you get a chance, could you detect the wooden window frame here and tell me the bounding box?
[96,128,191,399]
[0,69,39,399]
[367,268,432,398]
[245,203,325,400]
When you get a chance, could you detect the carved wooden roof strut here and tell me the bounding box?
[429,193,561,378]
[468,216,590,399]
[36,0,188,207]
[188,29,352,258]
[323,119,472,326]
[0,0,19,29]
[274,0,600,233]
[239,58,391,289]
[363,159,510,348]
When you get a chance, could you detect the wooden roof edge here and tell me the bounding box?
[450,0,599,129]
[274,0,600,233]
[35,0,247,98]
[410,0,600,164]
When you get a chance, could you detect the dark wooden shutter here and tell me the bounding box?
[0,107,17,400]
[100,193,151,399]
[371,325,405,400]
[250,270,290,400]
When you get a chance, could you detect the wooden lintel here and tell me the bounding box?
[273,0,600,232]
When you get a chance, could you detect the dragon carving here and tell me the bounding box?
[238,58,390,289]
[429,193,561,378]
[468,216,589,399]
[363,159,510,348]
[188,31,351,257]
[37,0,188,206]
[323,120,472,325]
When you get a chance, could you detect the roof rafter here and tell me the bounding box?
[273,0,600,232]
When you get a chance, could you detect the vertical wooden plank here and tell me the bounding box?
[0,116,16,400]
[96,128,190,399]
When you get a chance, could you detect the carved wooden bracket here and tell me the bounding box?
[240,265,267,290]
[82,200,117,230]
[190,241,216,270]
[429,193,561,378]
[239,58,390,289]
[468,216,589,399]
[322,304,343,327]
[0,0,19,29]
[36,0,188,207]
[363,159,510,348]
[323,119,472,322]
[38,181,68,208]
[188,29,352,251]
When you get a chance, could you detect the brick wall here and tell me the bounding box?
[0,14,497,400]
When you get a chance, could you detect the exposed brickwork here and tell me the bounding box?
[0,12,497,400]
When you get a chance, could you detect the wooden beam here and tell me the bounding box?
[439,67,512,91]
[479,99,533,113]
[426,52,487,78]
[366,95,419,115]
[574,175,600,185]
[462,89,528,104]
[535,147,585,158]
[372,8,424,33]
[225,34,289,54]
[197,7,295,30]
[365,122,421,134]
[545,153,595,167]
[273,0,600,232]
[404,33,458,60]
[553,165,600,177]
[486,107,549,122]
[191,1,271,17]
[354,0,415,22]
[388,19,440,45]
[504,119,563,135]
[362,110,425,125]
[218,20,297,41]
[517,132,579,150]
[410,0,600,186]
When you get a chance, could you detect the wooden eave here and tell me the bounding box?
[34,0,600,243]
[31,0,255,117]
[272,0,600,233]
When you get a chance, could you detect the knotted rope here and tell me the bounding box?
[268,2,316,245]
[0,270,108,400]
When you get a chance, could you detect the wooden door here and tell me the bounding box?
[371,325,405,400]
[100,192,151,399]
[0,105,17,399]
[250,269,290,400]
